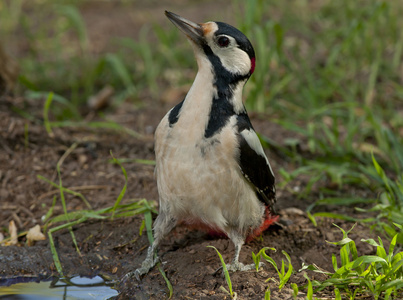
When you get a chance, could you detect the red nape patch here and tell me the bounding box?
[250,57,256,74]
[245,208,279,243]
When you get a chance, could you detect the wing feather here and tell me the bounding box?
[236,115,276,210]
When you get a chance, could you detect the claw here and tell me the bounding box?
[122,270,140,282]
[123,253,159,281]
[256,261,265,270]
[212,265,223,276]
[226,260,264,272]
[123,269,144,281]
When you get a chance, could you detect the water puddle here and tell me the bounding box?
[0,275,119,299]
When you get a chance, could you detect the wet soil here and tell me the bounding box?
[0,2,379,299]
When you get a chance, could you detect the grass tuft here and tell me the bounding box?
[300,224,403,299]
[41,147,157,276]
[253,247,293,290]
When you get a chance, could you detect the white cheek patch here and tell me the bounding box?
[217,47,251,75]
[240,128,274,176]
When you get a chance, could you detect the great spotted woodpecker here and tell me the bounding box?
[130,11,277,279]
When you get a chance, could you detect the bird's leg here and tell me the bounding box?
[124,212,177,280]
[226,231,264,272]
[125,239,160,281]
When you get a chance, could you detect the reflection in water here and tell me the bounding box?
[0,275,118,299]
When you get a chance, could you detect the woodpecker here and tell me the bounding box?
[130,11,278,279]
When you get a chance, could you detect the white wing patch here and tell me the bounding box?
[240,128,274,177]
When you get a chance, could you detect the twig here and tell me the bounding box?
[38,185,109,200]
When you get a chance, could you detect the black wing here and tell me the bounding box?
[236,114,276,211]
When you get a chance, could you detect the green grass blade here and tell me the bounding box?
[157,263,173,299]
[42,196,57,224]
[207,246,233,297]
[104,53,136,94]
[291,283,298,299]
[313,212,357,222]
[279,250,293,289]
[144,211,154,245]
[110,151,128,220]
[43,92,54,137]
[304,273,313,300]
[48,230,63,276]
[55,5,88,52]
[252,251,261,271]
[37,175,91,209]
[264,286,271,300]
[109,158,156,165]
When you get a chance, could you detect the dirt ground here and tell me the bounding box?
[0,2,380,299]
[0,95,379,299]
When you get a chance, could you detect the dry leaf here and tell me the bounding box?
[0,232,4,243]
[281,207,305,216]
[87,85,114,110]
[26,224,46,246]
[9,220,18,245]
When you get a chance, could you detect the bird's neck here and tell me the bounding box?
[177,57,247,140]
[214,74,246,115]
[174,61,217,140]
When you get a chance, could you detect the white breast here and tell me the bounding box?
[155,111,265,235]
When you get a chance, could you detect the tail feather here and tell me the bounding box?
[246,207,278,243]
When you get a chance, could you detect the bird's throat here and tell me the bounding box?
[173,57,246,141]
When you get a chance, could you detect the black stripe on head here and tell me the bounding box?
[215,22,255,60]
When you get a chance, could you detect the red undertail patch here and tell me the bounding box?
[182,220,227,239]
[246,207,279,243]
[182,207,278,243]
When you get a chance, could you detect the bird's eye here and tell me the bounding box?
[217,36,230,48]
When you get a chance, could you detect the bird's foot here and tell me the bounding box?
[124,254,159,281]
[226,260,264,272]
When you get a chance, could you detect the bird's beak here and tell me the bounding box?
[165,11,204,46]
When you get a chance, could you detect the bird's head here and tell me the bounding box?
[165,11,255,80]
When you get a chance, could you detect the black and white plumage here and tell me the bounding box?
[129,11,277,279]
